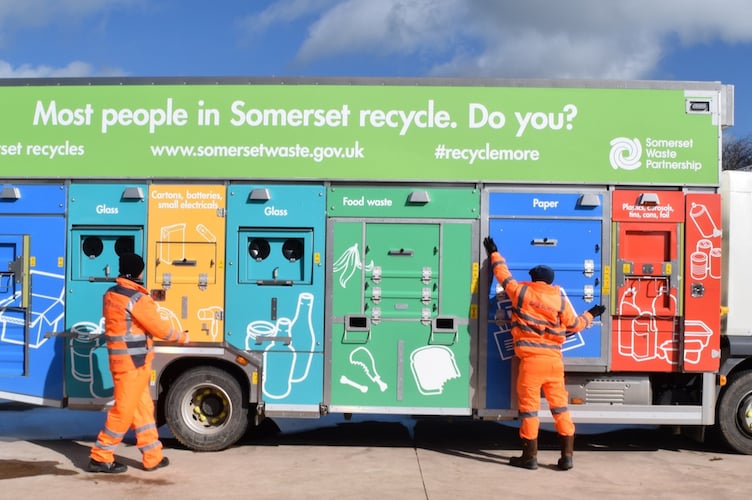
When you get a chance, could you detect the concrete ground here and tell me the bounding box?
[1,404,750,500]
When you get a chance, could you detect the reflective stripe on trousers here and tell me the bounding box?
[90,364,164,469]
[517,356,575,440]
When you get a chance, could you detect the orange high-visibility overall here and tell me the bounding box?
[90,277,186,469]
[490,252,594,440]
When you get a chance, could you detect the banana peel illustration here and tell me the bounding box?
[333,243,374,288]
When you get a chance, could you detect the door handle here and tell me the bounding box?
[388,249,414,256]
[532,238,557,246]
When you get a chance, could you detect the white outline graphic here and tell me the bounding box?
[409,345,460,396]
[609,137,642,170]
[332,243,374,288]
[348,346,388,392]
[0,270,65,349]
[244,292,317,400]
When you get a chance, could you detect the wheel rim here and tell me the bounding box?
[735,392,752,438]
[179,382,233,435]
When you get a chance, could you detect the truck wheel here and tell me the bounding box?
[717,370,752,454]
[165,366,248,452]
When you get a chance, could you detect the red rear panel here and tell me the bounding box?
[683,193,722,372]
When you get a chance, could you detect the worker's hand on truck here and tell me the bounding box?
[587,305,606,318]
[483,237,498,256]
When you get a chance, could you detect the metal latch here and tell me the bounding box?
[198,273,208,291]
[371,306,381,324]
[9,256,24,284]
[421,267,432,284]
[162,272,172,290]
[583,259,594,278]
[89,263,116,282]
[421,287,432,304]
[372,266,382,283]
[421,307,431,325]
[583,285,594,303]
[372,286,381,303]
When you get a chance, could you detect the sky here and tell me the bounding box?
[0,0,750,138]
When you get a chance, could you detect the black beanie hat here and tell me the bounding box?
[119,253,145,278]
[529,265,555,284]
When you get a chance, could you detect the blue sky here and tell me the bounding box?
[0,0,750,138]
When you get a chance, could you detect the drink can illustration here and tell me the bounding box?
[709,248,722,279]
[690,251,708,280]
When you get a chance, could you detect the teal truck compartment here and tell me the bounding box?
[64,183,147,405]
[225,183,326,416]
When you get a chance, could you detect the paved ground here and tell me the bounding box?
[1,404,750,499]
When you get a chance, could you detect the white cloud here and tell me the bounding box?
[242,0,339,35]
[248,0,752,79]
[295,0,466,63]
[0,60,114,78]
[0,60,126,77]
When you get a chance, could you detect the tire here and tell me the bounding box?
[717,370,752,454]
[165,366,248,452]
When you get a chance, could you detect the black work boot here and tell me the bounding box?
[88,459,127,473]
[144,457,170,471]
[509,438,538,470]
[557,434,575,470]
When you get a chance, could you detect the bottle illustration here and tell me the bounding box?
[262,317,296,400]
[651,285,677,317]
[630,314,656,360]
[617,285,642,358]
[290,292,316,383]
[617,285,642,316]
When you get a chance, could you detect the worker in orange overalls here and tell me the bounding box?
[89,253,189,473]
[483,236,605,471]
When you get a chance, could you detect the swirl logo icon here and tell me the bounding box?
[609,137,642,170]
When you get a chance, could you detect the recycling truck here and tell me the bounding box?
[1,76,750,453]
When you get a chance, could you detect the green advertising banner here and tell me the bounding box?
[0,81,722,185]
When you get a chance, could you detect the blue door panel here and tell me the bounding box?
[483,190,604,411]
[0,184,66,403]
[489,218,602,358]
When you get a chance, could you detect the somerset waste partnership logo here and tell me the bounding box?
[608,136,702,173]
[609,137,642,171]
